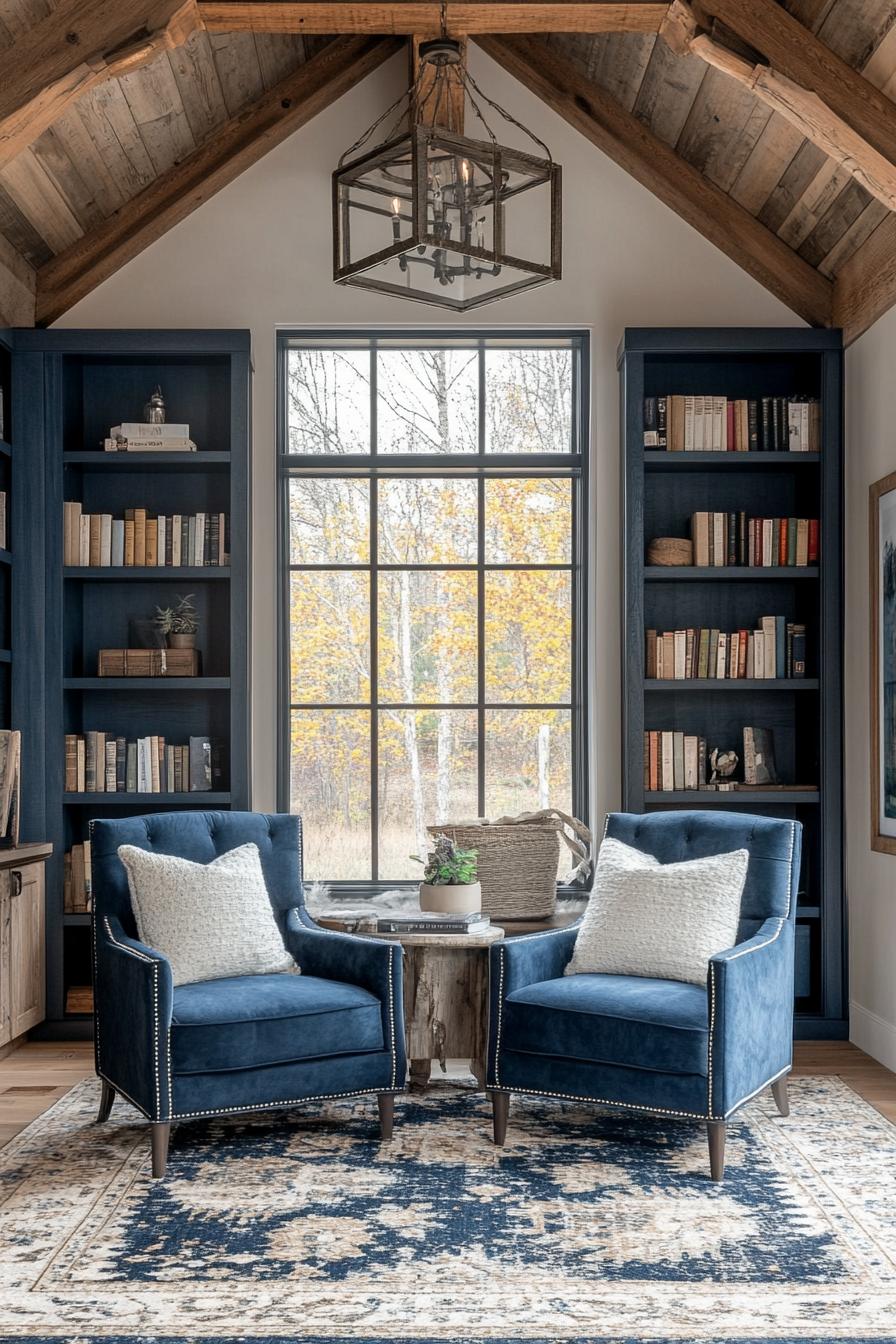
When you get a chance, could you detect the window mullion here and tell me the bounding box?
[370,343,379,882]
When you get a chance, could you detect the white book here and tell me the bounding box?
[762,519,773,567]
[171,515,182,567]
[754,630,765,679]
[673,629,686,680]
[761,615,776,678]
[800,402,809,451]
[717,396,727,451]
[112,422,190,439]
[693,395,705,451]
[684,735,699,790]
[713,512,726,567]
[716,632,728,679]
[746,633,754,680]
[195,512,206,565]
[137,738,149,793]
[111,519,125,568]
[157,516,166,566]
[99,514,113,567]
[712,396,724,451]
[661,732,674,791]
[63,501,81,566]
[684,396,695,451]
[187,517,196,566]
[79,515,90,566]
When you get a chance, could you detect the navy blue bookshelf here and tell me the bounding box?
[10,330,251,1038]
[618,328,845,1040]
[0,331,11,732]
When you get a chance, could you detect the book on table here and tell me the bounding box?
[376,912,491,935]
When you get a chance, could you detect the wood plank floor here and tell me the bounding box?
[0,1039,893,1144]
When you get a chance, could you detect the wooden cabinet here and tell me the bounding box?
[0,843,51,1047]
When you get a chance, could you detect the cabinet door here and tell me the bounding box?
[9,862,45,1037]
[0,871,10,1046]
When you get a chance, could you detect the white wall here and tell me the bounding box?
[845,314,896,1070]
[57,47,798,818]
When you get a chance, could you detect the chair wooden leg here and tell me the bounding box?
[707,1121,726,1182]
[377,1093,394,1142]
[96,1080,115,1123]
[491,1091,509,1146]
[771,1073,790,1117]
[150,1122,171,1178]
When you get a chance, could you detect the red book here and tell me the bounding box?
[778,518,788,566]
[808,518,819,564]
[726,401,735,451]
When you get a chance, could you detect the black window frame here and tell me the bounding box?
[276,328,591,895]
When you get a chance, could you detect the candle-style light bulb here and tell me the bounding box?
[391,196,401,218]
[461,159,470,185]
[390,195,401,241]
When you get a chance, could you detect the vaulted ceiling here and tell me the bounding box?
[1,0,896,341]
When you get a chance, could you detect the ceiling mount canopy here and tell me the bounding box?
[332,34,561,311]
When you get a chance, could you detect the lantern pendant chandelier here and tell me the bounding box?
[332,35,562,310]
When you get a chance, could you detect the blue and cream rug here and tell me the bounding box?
[1,1076,896,1341]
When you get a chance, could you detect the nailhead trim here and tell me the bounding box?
[488,1084,712,1122]
[387,944,397,1089]
[97,1072,150,1120]
[494,945,506,1087]
[168,1086,404,1122]
[103,917,163,1120]
[707,962,716,1117]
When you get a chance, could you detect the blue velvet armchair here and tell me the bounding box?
[91,811,406,1177]
[486,810,801,1180]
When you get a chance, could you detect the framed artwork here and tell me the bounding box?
[871,470,896,854]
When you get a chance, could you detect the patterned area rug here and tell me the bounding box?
[2,1076,896,1341]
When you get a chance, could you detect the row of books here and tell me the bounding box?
[643,395,820,452]
[64,733,224,794]
[104,421,197,452]
[643,727,782,791]
[646,619,807,680]
[63,504,228,567]
[63,841,92,913]
[690,512,819,567]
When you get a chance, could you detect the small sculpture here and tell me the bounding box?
[143,386,166,424]
[709,748,739,786]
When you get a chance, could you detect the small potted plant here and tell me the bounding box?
[154,594,199,650]
[411,833,481,915]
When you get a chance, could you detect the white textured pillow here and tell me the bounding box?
[565,837,748,986]
[118,842,295,987]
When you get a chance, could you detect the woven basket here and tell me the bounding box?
[427,811,591,920]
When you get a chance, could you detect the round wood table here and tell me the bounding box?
[361,925,505,1091]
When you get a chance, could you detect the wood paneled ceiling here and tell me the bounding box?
[1,0,896,341]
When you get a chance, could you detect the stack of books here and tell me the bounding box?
[376,911,491,935]
[689,512,819,567]
[63,504,228,567]
[643,395,820,451]
[644,732,707,792]
[64,733,225,794]
[104,421,197,452]
[63,841,92,913]
[646,618,807,680]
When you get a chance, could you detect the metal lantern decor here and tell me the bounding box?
[333,38,561,310]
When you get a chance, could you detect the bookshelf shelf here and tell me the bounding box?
[63,451,231,471]
[63,792,233,805]
[63,677,231,690]
[620,327,844,1039]
[63,566,231,580]
[12,329,251,1040]
[645,566,819,581]
[644,450,820,470]
[644,678,819,691]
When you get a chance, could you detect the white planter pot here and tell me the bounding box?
[419,881,482,915]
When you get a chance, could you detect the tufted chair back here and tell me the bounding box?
[90,811,303,939]
[604,810,801,942]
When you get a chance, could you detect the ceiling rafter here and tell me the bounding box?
[196,2,669,35]
[34,35,400,326]
[474,33,833,327]
[0,0,206,173]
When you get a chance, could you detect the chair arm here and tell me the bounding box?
[708,916,795,1119]
[285,910,406,1086]
[486,922,582,1087]
[94,914,174,1121]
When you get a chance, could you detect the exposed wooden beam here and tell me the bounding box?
[198,2,668,35]
[475,34,832,327]
[35,35,400,326]
[0,234,35,327]
[662,1,896,214]
[0,1,205,171]
[409,35,466,131]
[833,215,896,345]
[701,0,896,169]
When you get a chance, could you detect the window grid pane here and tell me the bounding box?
[281,334,585,884]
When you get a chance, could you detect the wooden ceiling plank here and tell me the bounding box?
[197,3,669,35]
[35,35,401,325]
[630,34,706,147]
[0,227,36,326]
[76,82,157,199]
[702,0,896,167]
[208,30,266,115]
[798,177,873,268]
[0,179,54,266]
[0,0,206,171]
[548,32,656,112]
[29,127,108,231]
[675,63,772,193]
[813,0,896,69]
[475,34,832,326]
[254,31,308,88]
[833,212,896,342]
[1,146,84,252]
[44,106,131,215]
[117,53,199,177]
[729,113,805,214]
[818,197,888,277]
[167,28,230,143]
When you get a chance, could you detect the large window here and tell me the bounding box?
[278,332,588,886]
